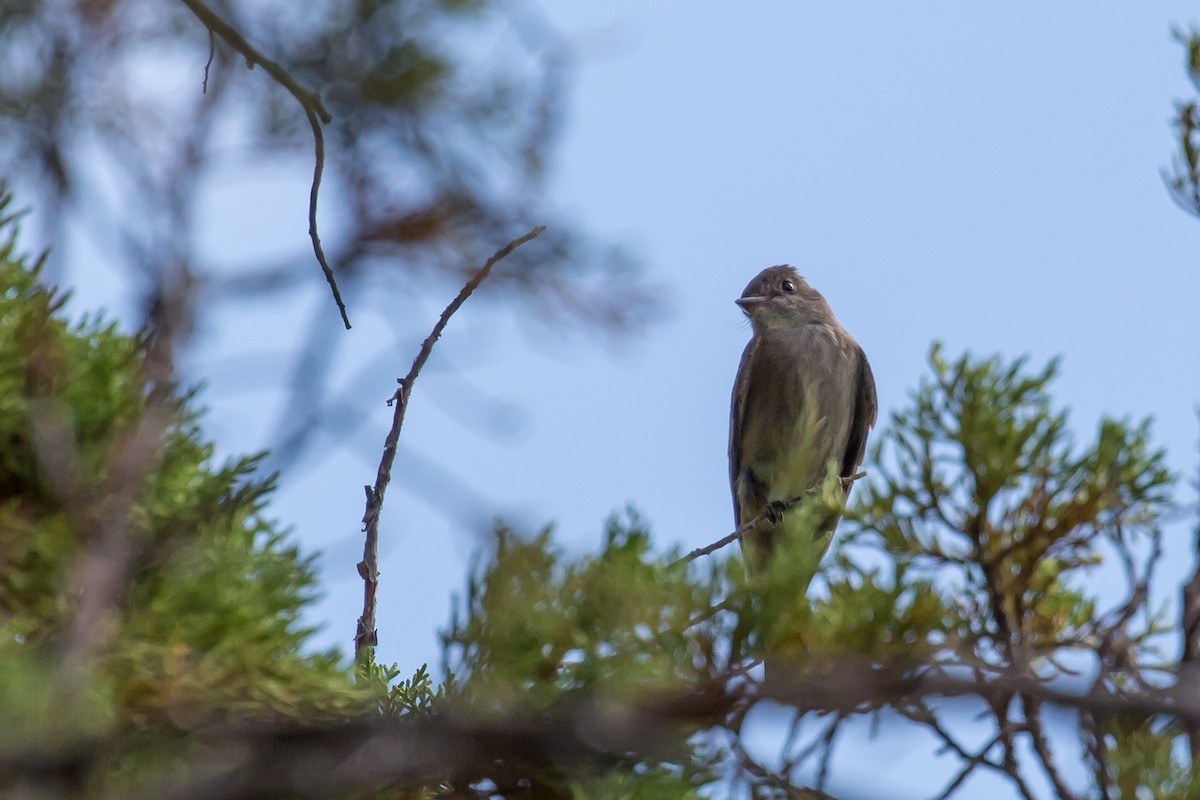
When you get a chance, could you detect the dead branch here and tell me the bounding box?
[177,0,350,330]
[354,226,546,658]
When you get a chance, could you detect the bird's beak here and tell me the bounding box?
[735,295,768,311]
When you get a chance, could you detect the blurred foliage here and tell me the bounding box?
[0,191,389,788]
[0,0,653,331]
[1167,28,1200,217]
[0,183,1194,794]
[444,514,719,708]
[1104,718,1193,800]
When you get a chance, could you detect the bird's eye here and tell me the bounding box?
[781,280,796,293]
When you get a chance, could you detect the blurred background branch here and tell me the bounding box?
[179,0,349,328]
[0,0,657,510]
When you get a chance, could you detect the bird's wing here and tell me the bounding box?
[728,337,757,526]
[839,346,878,492]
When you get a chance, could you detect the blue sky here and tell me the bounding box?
[53,3,1200,794]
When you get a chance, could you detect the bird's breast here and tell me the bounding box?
[739,325,857,499]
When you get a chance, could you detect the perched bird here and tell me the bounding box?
[729,265,877,576]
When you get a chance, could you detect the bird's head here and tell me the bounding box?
[735,265,836,330]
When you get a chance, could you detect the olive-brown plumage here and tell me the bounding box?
[729,265,877,575]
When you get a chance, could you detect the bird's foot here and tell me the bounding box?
[765,500,789,525]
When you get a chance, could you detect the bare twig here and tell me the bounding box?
[675,471,866,566]
[354,226,546,658]
[675,512,770,566]
[927,732,1004,800]
[815,712,844,792]
[897,701,1011,796]
[202,29,214,93]
[177,0,351,329]
[1079,694,1111,800]
[1024,698,1084,800]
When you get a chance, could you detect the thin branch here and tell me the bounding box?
[898,703,1007,786]
[685,598,734,630]
[933,760,982,800]
[202,29,215,93]
[1079,695,1111,800]
[7,654,1200,800]
[927,727,1029,800]
[354,226,546,658]
[675,472,866,566]
[177,0,351,329]
[815,712,844,792]
[302,105,342,313]
[1024,698,1084,800]
[675,512,769,566]
[778,708,809,775]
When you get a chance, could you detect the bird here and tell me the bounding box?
[729,264,877,577]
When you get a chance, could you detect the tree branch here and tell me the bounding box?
[13,655,1193,800]
[354,226,546,658]
[675,472,866,566]
[177,0,351,329]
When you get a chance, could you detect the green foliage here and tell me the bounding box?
[442,344,1184,798]
[571,765,710,800]
[358,658,441,718]
[0,184,1190,797]
[444,511,719,709]
[1104,718,1196,799]
[441,511,735,794]
[849,344,1172,664]
[0,193,371,748]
